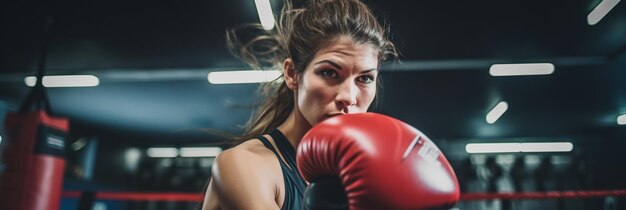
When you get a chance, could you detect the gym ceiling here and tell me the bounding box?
[1,0,625,152]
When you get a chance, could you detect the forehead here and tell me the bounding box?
[311,37,379,67]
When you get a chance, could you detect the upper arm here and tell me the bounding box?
[210,149,280,210]
[201,179,219,210]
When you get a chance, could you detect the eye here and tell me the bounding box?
[357,75,375,84]
[319,69,338,78]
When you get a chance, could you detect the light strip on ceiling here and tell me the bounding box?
[490,63,554,76]
[618,114,626,125]
[179,147,223,157]
[466,142,574,153]
[587,0,621,25]
[25,75,100,87]
[486,101,509,124]
[254,0,276,30]
[208,70,281,84]
[147,147,178,158]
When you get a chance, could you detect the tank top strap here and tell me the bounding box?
[267,129,307,195]
[256,134,282,160]
[268,129,298,172]
[256,130,297,173]
[257,130,307,197]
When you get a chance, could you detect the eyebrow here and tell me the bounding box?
[314,60,378,73]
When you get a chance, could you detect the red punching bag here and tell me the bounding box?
[0,17,69,210]
[1,111,69,210]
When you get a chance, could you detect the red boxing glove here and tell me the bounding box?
[297,113,460,210]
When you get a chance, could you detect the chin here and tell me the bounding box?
[312,116,330,125]
[317,115,338,124]
[302,117,317,128]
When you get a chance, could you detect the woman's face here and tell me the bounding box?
[286,37,379,126]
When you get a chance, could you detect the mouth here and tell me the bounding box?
[319,113,346,123]
[325,113,345,118]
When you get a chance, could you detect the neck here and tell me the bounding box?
[277,108,312,151]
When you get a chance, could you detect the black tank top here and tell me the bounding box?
[257,129,307,210]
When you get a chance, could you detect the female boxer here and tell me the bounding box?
[201,0,396,209]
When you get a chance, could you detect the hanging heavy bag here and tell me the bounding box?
[0,17,69,210]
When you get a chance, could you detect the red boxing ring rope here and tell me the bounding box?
[63,191,204,202]
[461,190,626,200]
[63,190,626,202]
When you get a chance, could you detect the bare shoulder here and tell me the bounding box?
[208,138,282,210]
[213,138,277,182]
[215,139,275,167]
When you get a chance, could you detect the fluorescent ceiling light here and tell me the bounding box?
[208,70,281,84]
[489,63,554,76]
[519,142,574,152]
[0,135,2,144]
[587,0,621,25]
[147,147,178,158]
[466,142,574,153]
[467,143,520,153]
[254,0,275,30]
[25,75,99,87]
[179,147,223,157]
[125,148,142,171]
[618,114,626,125]
[486,101,508,124]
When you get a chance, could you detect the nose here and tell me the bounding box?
[335,80,358,113]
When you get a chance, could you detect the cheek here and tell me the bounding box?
[298,78,334,108]
[301,87,332,107]
[359,86,377,108]
[297,80,336,125]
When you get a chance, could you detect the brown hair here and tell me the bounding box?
[227,0,397,143]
